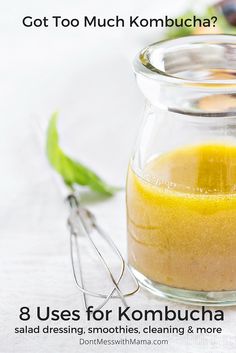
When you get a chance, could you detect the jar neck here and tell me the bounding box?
[137,73,236,117]
[134,35,236,117]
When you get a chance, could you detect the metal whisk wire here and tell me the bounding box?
[67,194,139,311]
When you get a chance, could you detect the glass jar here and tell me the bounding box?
[127,35,236,305]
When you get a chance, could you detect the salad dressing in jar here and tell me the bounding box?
[127,35,236,305]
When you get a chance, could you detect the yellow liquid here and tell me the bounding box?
[127,144,236,291]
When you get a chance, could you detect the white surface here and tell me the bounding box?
[1,0,236,352]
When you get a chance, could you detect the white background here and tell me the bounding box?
[1,0,235,352]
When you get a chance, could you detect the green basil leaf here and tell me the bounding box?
[165,6,236,40]
[46,112,120,195]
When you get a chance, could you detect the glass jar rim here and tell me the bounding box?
[133,34,236,89]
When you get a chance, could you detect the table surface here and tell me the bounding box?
[1,0,235,352]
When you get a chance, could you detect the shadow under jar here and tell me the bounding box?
[127,35,236,305]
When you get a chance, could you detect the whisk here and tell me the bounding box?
[67,192,139,310]
[34,116,139,311]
